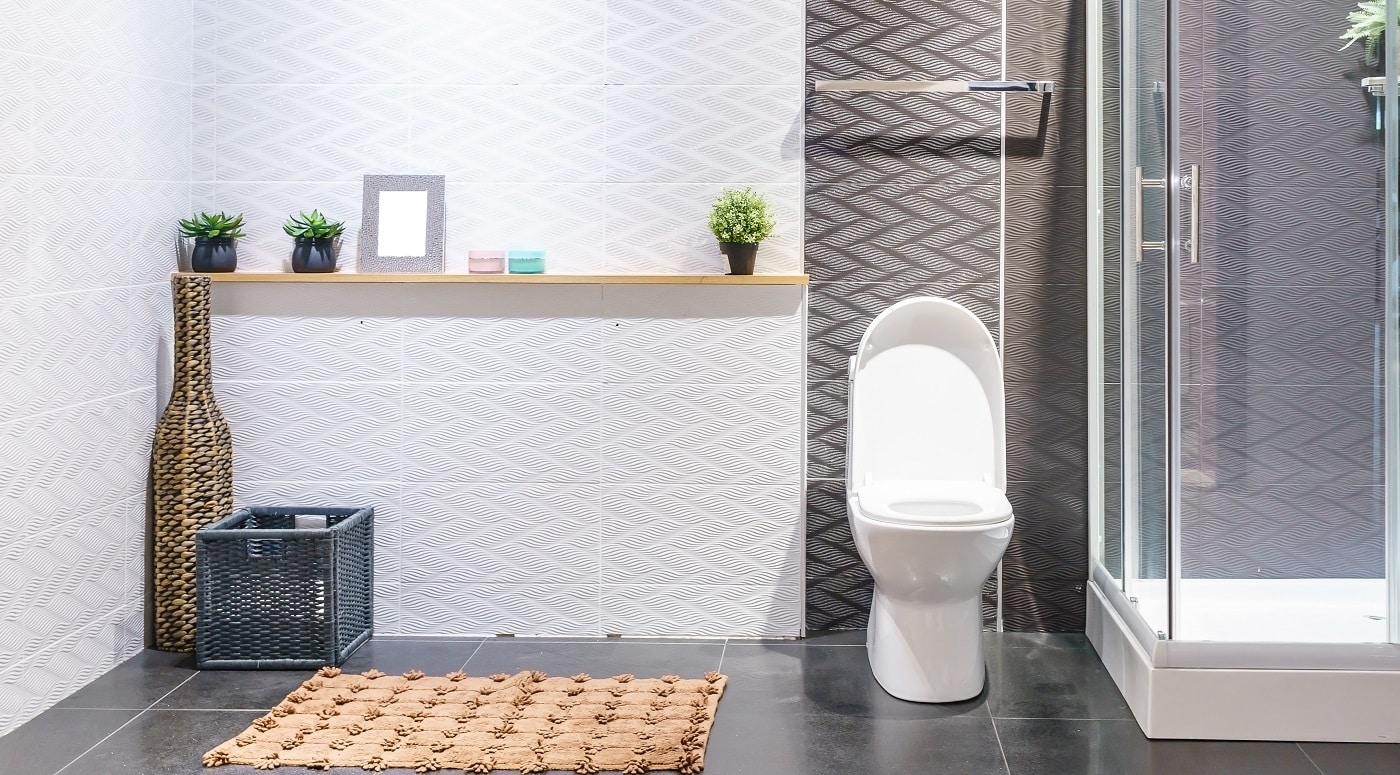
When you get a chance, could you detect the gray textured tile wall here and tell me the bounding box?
[1002,0,1090,630]
[804,0,1089,632]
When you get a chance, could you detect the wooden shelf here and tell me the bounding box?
[176,272,808,285]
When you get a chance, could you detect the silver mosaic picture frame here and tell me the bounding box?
[358,174,446,273]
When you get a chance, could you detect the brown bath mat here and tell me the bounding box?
[203,666,727,773]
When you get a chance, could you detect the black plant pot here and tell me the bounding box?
[190,237,237,273]
[719,242,758,275]
[291,237,338,273]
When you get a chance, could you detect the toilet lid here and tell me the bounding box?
[853,481,1013,527]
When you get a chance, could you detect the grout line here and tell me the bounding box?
[990,716,1131,722]
[366,632,487,640]
[464,638,730,645]
[1296,743,1326,775]
[4,281,171,304]
[52,670,200,775]
[996,0,1009,636]
[3,48,191,87]
[144,670,202,712]
[51,707,150,712]
[716,640,728,673]
[119,707,280,712]
[989,715,1014,775]
[458,639,487,672]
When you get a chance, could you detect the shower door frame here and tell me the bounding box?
[1086,0,1400,743]
[1386,0,1400,647]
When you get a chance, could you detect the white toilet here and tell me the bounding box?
[846,297,1015,703]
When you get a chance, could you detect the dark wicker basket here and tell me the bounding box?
[195,506,374,669]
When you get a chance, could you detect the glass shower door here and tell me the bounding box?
[1168,0,1392,643]
[1097,0,1400,650]
[1119,0,1173,637]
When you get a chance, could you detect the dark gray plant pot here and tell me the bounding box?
[190,237,237,273]
[291,237,338,273]
[719,242,758,275]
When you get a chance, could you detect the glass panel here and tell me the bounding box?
[1386,0,1399,645]
[1172,0,1389,643]
[1119,0,1171,637]
[1095,0,1125,581]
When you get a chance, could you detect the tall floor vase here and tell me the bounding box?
[152,274,234,652]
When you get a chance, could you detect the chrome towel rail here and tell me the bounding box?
[813,80,1055,94]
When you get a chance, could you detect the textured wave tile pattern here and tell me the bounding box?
[192,0,805,276]
[189,0,807,639]
[214,282,805,639]
[804,0,1093,633]
[0,0,193,737]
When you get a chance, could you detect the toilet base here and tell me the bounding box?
[866,589,986,703]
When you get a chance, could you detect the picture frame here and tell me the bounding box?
[358,174,446,273]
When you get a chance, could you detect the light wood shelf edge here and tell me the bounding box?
[175,272,809,286]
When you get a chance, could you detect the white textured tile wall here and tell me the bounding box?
[195,0,806,638]
[193,0,804,275]
[0,0,192,736]
[215,283,804,638]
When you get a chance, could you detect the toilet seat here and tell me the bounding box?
[853,480,1012,527]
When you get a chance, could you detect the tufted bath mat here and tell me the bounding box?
[202,666,728,773]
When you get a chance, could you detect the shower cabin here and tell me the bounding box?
[1089,0,1400,741]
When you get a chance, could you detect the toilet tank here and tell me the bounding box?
[846,297,1006,492]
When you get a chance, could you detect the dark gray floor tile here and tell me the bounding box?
[463,640,724,679]
[986,642,1131,720]
[153,669,312,710]
[0,708,138,775]
[997,719,1149,774]
[65,709,260,775]
[991,632,1091,650]
[720,644,988,719]
[706,710,1006,775]
[1142,740,1326,775]
[336,636,483,675]
[55,651,196,710]
[19,633,1400,775]
[700,709,811,775]
[1301,741,1400,775]
[999,719,1326,775]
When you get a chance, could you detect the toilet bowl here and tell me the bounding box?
[846,297,1014,703]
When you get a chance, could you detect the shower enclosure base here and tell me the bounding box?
[1088,578,1400,742]
[1126,578,1386,643]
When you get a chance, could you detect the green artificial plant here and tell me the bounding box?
[282,210,346,240]
[707,187,777,245]
[1342,1,1389,64]
[179,211,246,240]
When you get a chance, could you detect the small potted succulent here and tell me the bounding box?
[708,187,777,275]
[283,210,346,273]
[179,212,246,273]
[1342,1,1388,65]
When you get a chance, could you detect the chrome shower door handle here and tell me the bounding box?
[1135,166,1167,263]
[1135,167,1143,263]
[1187,164,1201,264]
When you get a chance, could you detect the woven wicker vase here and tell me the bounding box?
[152,274,234,652]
